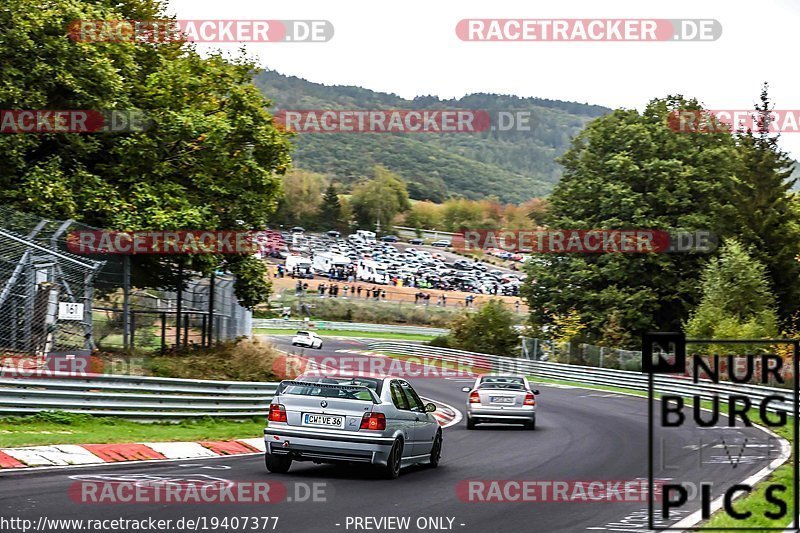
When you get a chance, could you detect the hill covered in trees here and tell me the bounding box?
[254,70,611,203]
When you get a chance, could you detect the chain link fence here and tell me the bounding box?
[0,209,105,356]
[521,337,643,371]
[94,275,252,352]
[0,205,252,356]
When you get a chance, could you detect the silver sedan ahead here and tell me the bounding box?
[462,374,539,430]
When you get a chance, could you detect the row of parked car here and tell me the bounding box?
[280,230,524,295]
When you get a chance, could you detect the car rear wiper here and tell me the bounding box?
[278,380,380,403]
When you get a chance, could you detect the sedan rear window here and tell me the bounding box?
[285,376,384,396]
[280,383,376,402]
[481,376,524,384]
[479,383,525,391]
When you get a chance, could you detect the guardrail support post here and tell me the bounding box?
[175,259,183,350]
[122,255,130,350]
[160,312,166,354]
[208,271,215,346]
[130,311,136,348]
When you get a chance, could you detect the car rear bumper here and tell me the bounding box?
[264,428,395,466]
[467,405,536,424]
[292,340,319,347]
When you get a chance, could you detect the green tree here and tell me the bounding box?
[317,183,345,230]
[685,239,778,342]
[522,96,740,345]
[350,166,410,231]
[448,300,520,356]
[0,0,292,306]
[404,201,443,230]
[273,170,327,228]
[723,84,800,324]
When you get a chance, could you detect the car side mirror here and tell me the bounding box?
[425,402,437,413]
[461,387,471,393]
[533,390,540,395]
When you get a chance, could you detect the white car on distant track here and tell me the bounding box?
[292,331,323,349]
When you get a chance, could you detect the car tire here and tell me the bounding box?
[466,418,476,430]
[265,453,292,474]
[428,431,442,468]
[383,438,404,479]
[526,416,536,430]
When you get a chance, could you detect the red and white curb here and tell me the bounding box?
[0,408,461,472]
[421,397,462,429]
[1,348,463,471]
[0,438,265,471]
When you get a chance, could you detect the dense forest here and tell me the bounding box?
[253,70,611,203]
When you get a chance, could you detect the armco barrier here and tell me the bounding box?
[0,370,278,418]
[253,319,448,336]
[366,342,797,413]
[3,342,794,418]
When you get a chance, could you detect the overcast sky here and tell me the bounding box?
[167,0,800,157]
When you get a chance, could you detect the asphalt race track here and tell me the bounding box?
[0,336,784,533]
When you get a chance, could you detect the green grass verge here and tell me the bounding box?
[254,328,436,341]
[0,411,265,448]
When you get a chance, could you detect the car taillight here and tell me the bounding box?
[469,391,481,404]
[360,412,386,430]
[524,394,536,406]
[269,404,287,423]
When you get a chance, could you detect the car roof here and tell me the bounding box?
[479,373,527,380]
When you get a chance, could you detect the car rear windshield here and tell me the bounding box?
[280,377,384,399]
[479,383,525,391]
[480,377,525,386]
[295,331,309,336]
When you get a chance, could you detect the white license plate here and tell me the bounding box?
[303,413,344,428]
[490,396,514,404]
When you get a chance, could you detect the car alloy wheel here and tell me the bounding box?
[384,438,403,479]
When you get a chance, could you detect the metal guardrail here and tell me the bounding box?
[367,342,797,413]
[0,370,278,418]
[3,341,793,419]
[253,319,448,336]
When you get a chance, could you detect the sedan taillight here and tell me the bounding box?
[360,412,386,430]
[469,391,481,404]
[269,404,287,423]
[524,394,536,406]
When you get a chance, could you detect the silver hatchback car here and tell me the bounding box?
[462,374,539,430]
[264,375,442,478]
